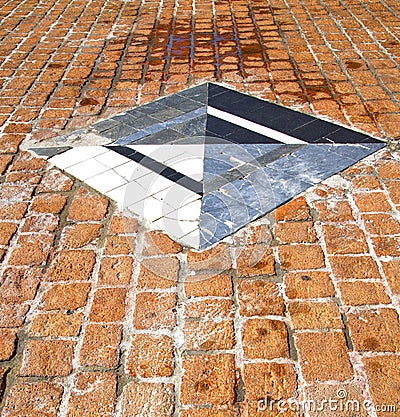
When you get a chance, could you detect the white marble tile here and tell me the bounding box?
[49,146,108,169]
[94,149,131,168]
[85,170,127,193]
[65,158,110,181]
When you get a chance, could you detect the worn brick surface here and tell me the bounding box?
[284,271,335,299]
[41,282,91,310]
[89,288,127,322]
[0,329,17,361]
[278,244,325,270]
[28,311,82,337]
[288,301,343,330]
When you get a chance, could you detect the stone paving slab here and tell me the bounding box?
[0,0,400,416]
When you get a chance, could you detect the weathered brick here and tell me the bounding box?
[30,193,67,214]
[180,409,236,417]
[274,197,310,221]
[233,224,272,246]
[184,320,235,350]
[41,283,91,310]
[104,235,134,255]
[36,169,73,192]
[375,159,400,179]
[351,175,382,190]
[187,244,232,272]
[288,301,342,330]
[80,324,121,367]
[275,221,317,243]
[329,255,380,279]
[323,224,368,254]
[68,188,109,221]
[385,180,400,205]
[0,154,12,174]
[337,281,390,305]
[133,292,176,330]
[0,304,29,327]
[2,381,63,417]
[89,288,127,322]
[284,271,335,299]
[237,280,284,316]
[181,354,235,406]
[98,256,134,285]
[108,211,138,234]
[0,329,17,361]
[382,260,400,294]
[371,236,400,257]
[185,299,233,319]
[143,230,183,255]
[363,355,400,416]
[295,332,353,382]
[314,200,355,222]
[0,267,39,304]
[242,318,289,359]
[45,250,96,281]
[0,202,28,220]
[354,192,392,212]
[347,308,400,352]
[127,334,173,377]
[21,214,59,233]
[67,372,117,417]
[362,213,400,235]
[28,311,82,337]
[137,257,179,289]
[20,340,75,376]
[8,233,53,266]
[0,222,18,245]
[10,151,46,171]
[60,223,102,248]
[278,244,325,270]
[121,382,174,417]
[236,245,275,277]
[243,362,297,401]
[184,273,232,297]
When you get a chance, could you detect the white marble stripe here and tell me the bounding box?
[207,106,307,145]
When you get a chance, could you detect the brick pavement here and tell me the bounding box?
[0,0,400,416]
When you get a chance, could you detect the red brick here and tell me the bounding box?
[61,223,102,248]
[127,334,173,377]
[2,381,63,417]
[20,340,75,377]
[8,233,53,266]
[104,235,134,255]
[382,260,400,294]
[351,175,382,190]
[278,244,325,270]
[143,230,183,255]
[233,224,272,246]
[0,184,34,201]
[185,299,233,319]
[45,250,96,281]
[184,273,232,297]
[6,171,41,185]
[98,256,134,285]
[21,214,59,233]
[0,202,28,220]
[41,283,91,310]
[329,255,380,279]
[133,292,176,330]
[80,324,121,367]
[295,332,353,382]
[284,271,335,299]
[181,354,235,406]
[288,301,342,330]
[108,211,138,234]
[371,236,400,256]
[180,409,236,417]
[184,320,235,350]
[187,244,232,272]
[67,372,117,417]
[375,159,400,179]
[385,180,400,205]
[68,188,109,221]
[0,222,17,245]
[0,267,39,303]
[0,154,12,174]
[236,245,275,277]
[354,192,392,212]
[0,304,29,328]
[275,221,317,243]
[28,311,82,337]
[314,200,355,222]
[36,169,73,192]
[30,193,67,213]
[243,362,297,401]
[10,151,46,171]
[121,382,174,417]
[347,308,400,352]
[363,356,400,417]
[89,288,127,322]
[0,329,17,361]
[338,281,391,306]
[274,197,310,221]
[237,280,284,316]
[323,224,368,254]
[362,213,400,235]
[242,318,289,359]
[137,257,179,289]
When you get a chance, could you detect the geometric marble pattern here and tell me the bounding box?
[30,83,385,250]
